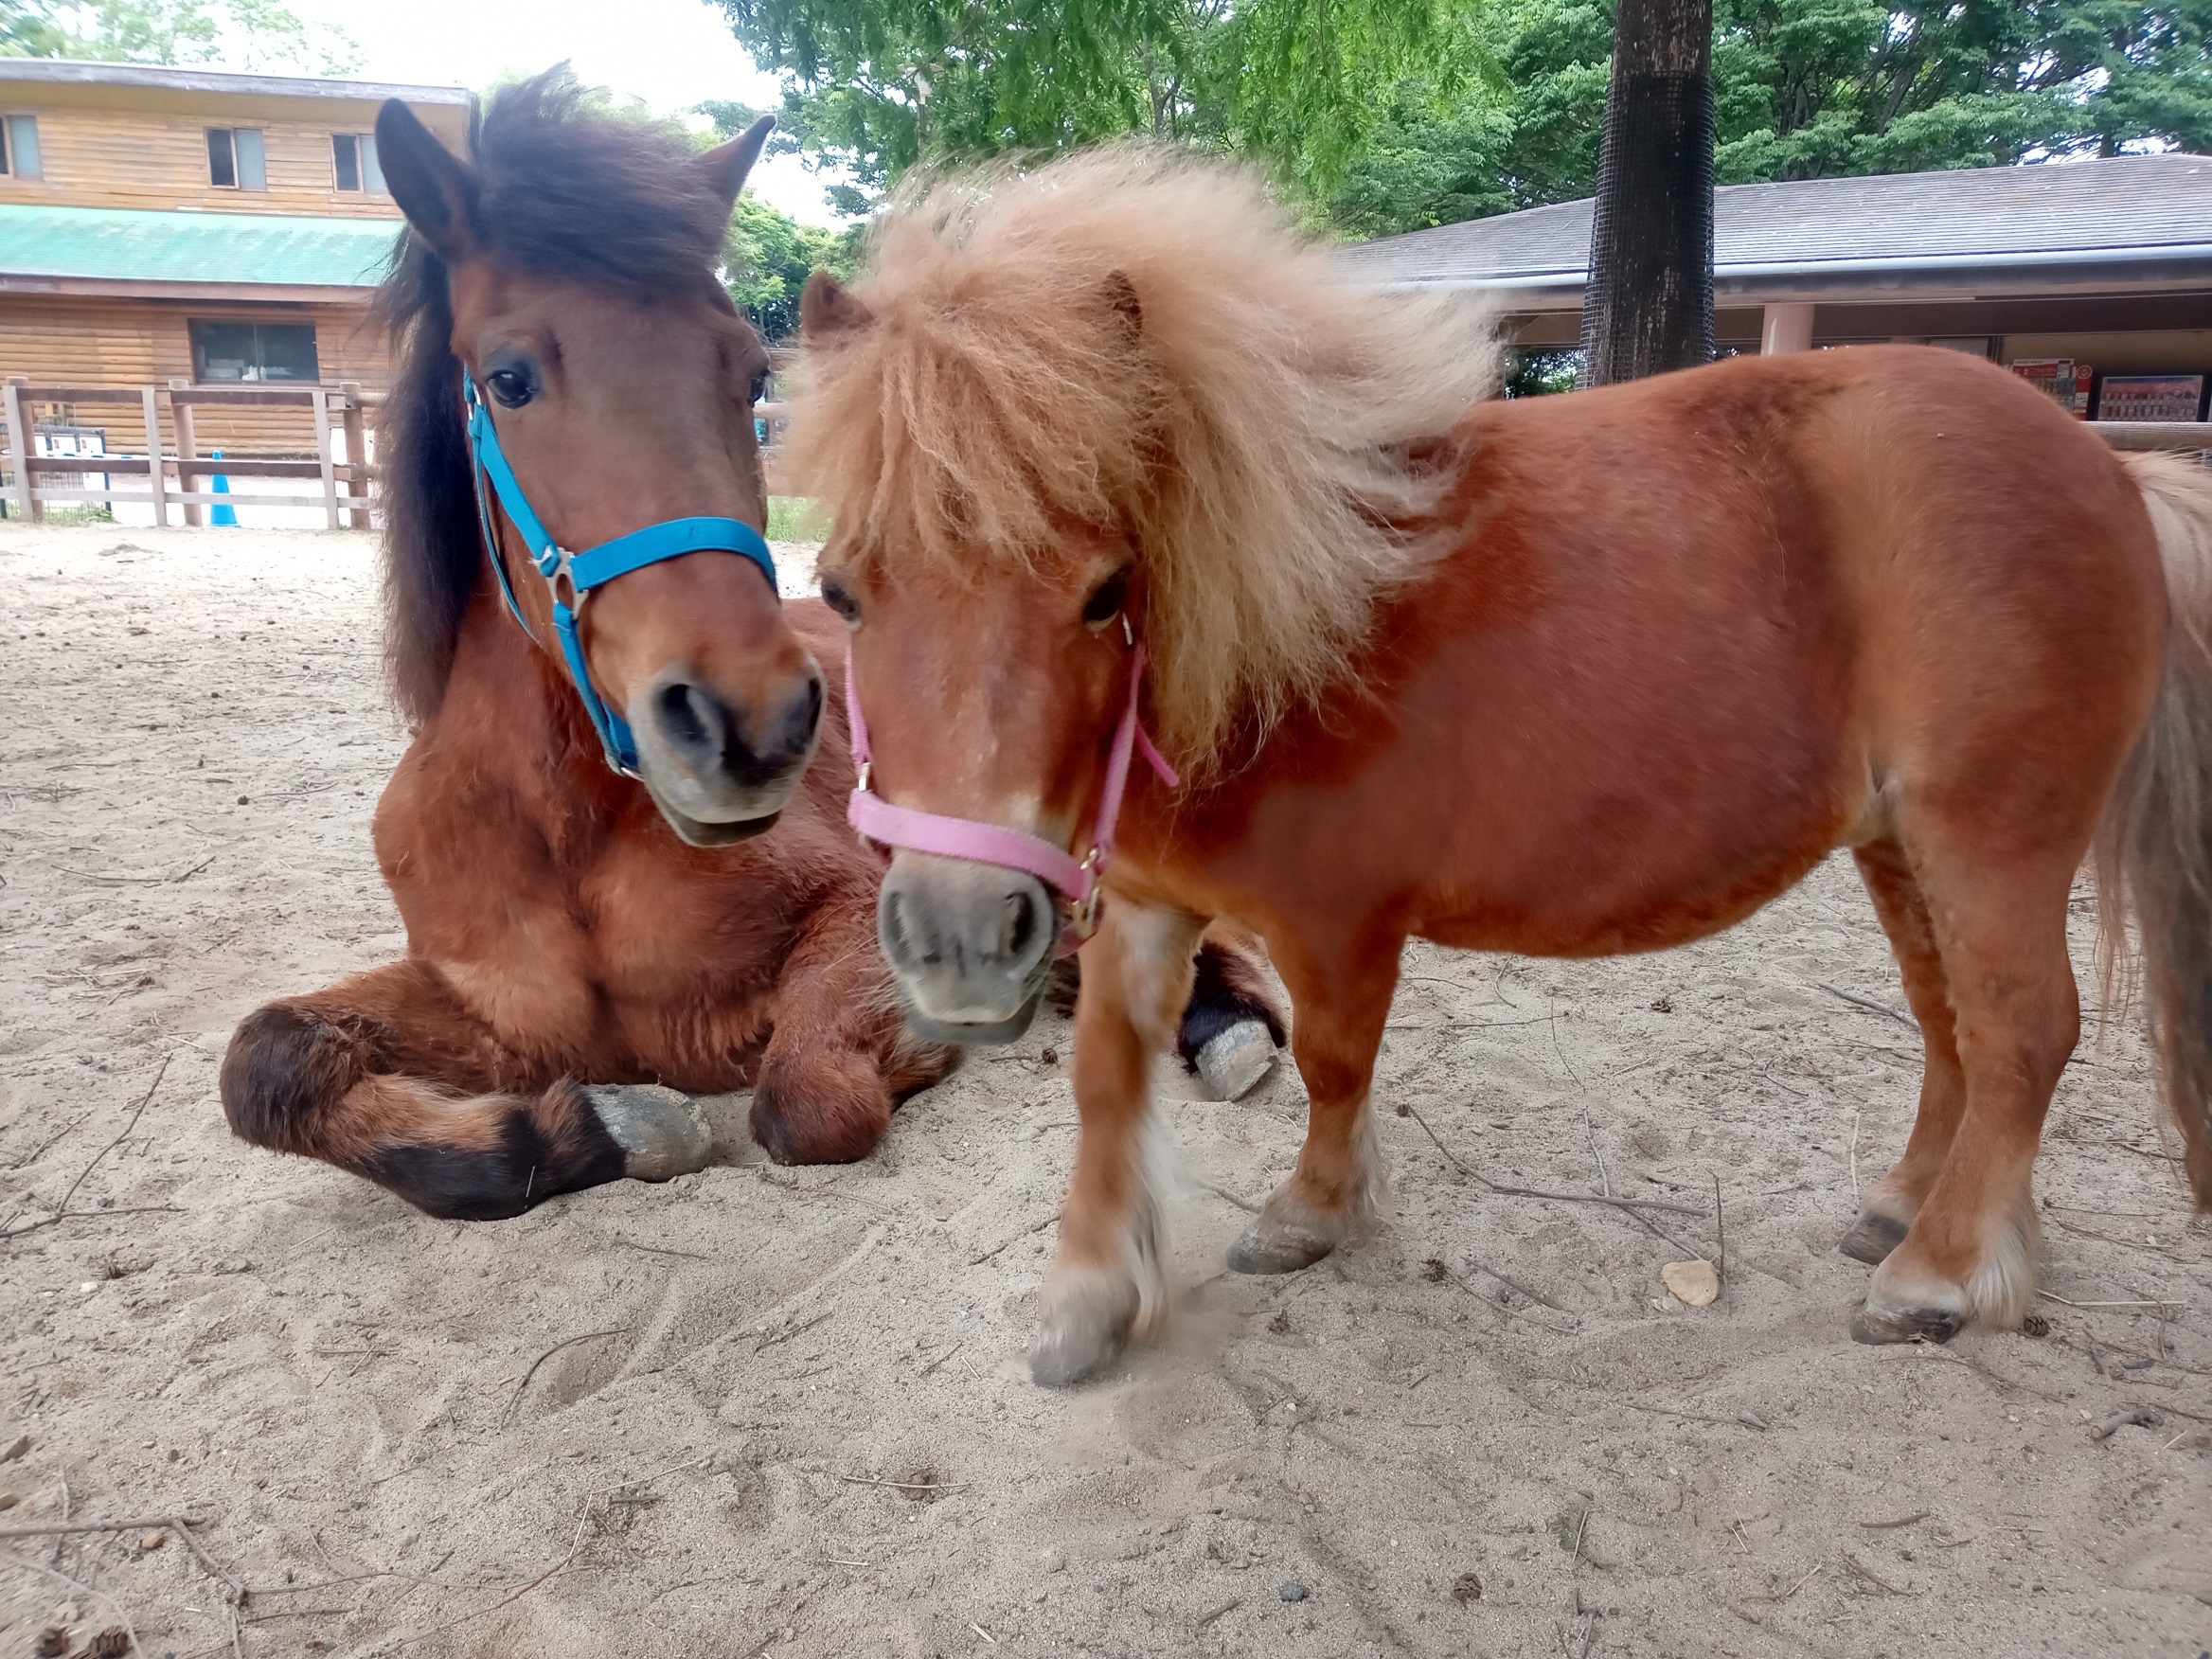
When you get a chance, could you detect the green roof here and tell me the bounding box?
[0,203,400,289]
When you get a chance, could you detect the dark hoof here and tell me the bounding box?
[1838,1209,1910,1266]
[585,1084,712,1182]
[1193,1020,1277,1101]
[1227,1219,1336,1275]
[1850,1301,1963,1345]
[1028,1304,1130,1388]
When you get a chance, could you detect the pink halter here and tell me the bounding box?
[845,639,1178,949]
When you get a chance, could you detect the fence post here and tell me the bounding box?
[141,384,168,527]
[339,381,370,529]
[169,381,202,527]
[4,377,34,523]
[312,386,339,531]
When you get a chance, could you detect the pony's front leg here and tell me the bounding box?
[1033,901,1207,1387]
[1228,928,1400,1274]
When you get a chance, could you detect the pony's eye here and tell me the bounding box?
[819,573,860,628]
[485,366,536,409]
[1082,567,1130,631]
[746,368,771,405]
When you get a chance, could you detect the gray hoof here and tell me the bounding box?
[585,1084,712,1182]
[1227,1218,1336,1275]
[1849,1301,1962,1346]
[1838,1209,1910,1265]
[1195,1019,1278,1101]
[1028,1307,1129,1388]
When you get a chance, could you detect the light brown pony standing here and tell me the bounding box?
[791,148,2212,1385]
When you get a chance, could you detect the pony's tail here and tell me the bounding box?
[2096,451,2212,1212]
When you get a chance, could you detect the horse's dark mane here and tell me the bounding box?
[377,68,738,726]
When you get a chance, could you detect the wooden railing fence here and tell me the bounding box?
[0,377,375,529]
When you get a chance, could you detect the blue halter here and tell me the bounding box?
[461,374,778,776]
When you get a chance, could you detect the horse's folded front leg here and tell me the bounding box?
[1032,902,1206,1387]
[221,959,709,1220]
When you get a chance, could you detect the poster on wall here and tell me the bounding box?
[2007,358,2095,418]
[2095,374,2205,423]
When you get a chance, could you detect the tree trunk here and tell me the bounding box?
[1577,0,1715,386]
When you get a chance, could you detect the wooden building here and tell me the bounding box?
[1344,155,2212,419]
[0,59,469,459]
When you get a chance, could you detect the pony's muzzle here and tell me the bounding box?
[878,850,1054,1044]
[632,659,824,840]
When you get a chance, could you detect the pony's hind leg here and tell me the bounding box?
[1854,853,2080,1342]
[222,960,708,1220]
[1177,922,1286,1101]
[1227,928,1398,1275]
[751,889,958,1164]
[1840,838,1968,1264]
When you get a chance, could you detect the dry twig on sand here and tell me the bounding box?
[503,1328,632,1426]
[0,1544,141,1658]
[2,1053,171,1241]
[1395,1103,1704,1216]
[1818,983,1918,1030]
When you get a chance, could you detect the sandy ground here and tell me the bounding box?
[2,521,2209,1659]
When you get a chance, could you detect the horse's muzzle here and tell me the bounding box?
[630,659,824,840]
[878,850,1056,1044]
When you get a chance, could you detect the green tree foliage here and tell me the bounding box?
[0,0,361,73]
[699,99,862,340]
[1329,0,2212,236]
[715,0,1472,206]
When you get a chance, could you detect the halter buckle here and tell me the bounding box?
[1069,847,1105,938]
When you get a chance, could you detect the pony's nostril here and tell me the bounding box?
[654,682,717,754]
[1005,887,1040,963]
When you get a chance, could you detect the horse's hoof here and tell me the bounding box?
[1194,1019,1278,1101]
[1227,1218,1336,1275]
[1028,1285,1133,1388]
[1838,1209,1910,1266]
[585,1084,712,1182]
[1849,1300,1964,1346]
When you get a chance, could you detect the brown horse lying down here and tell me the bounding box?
[218,80,1281,1222]
[789,148,2212,1383]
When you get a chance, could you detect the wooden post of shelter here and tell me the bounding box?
[339,381,370,529]
[140,384,168,527]
[5,376,35,522]
[169,380,202,526]
[312,386,340,531]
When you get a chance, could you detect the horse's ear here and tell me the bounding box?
[376,98,479,262]
[1099,269,1142,337]
[802,270,875,340]
[699,114,775,208]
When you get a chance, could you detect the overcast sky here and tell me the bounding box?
[282,0,850,223]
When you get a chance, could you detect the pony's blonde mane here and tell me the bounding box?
[786,144,1502,769]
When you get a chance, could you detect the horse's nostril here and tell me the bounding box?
[1005,887,1039,962]
[655,682,715,751]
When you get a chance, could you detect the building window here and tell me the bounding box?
[189,319,319,383]
[0,114,42,179]
[331,133,384,193]
[206,128,266,190]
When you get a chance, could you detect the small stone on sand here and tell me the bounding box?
[1661,1259,1720,1307]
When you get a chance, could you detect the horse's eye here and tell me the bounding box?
[485,366,535,409]
[819,573,860,628]
[746,368,771,405]
[1082,567,1130,631]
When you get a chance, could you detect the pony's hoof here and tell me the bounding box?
[1227,1218,1335,1275]
[1838,1209,1910,1266]
[1029,1286,1133,1388]
[585,1084,711,1182]
[1849,1300,1964,1345]
[1194,1019,1278,1101]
